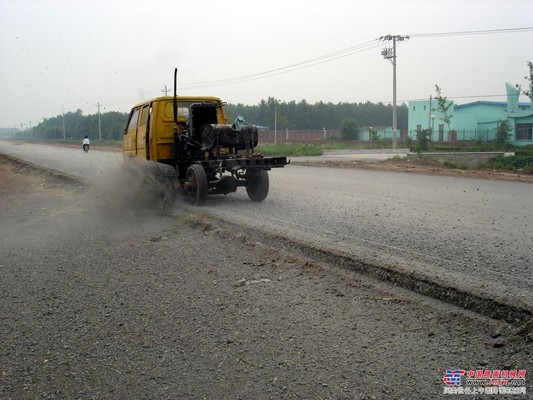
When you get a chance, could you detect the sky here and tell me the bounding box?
[1,0,532,129]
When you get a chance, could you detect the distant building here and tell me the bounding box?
[357,126,394,141]
[408,83,533,146]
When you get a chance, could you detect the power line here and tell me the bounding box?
[101,86,164,107]
[100,26,533,106]
[179,27,533,90]
[408,26,533,39]
[179,40,379,90]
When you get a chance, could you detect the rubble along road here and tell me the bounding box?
[1,155,532,399]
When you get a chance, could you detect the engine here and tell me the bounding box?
[200,124,258,151]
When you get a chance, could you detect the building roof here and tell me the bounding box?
[455,100,531,110]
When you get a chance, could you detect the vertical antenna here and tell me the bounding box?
[173,68,178,125]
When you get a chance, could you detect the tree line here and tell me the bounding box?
[225,97,407,133]
[25,109,129,141]
[15,99,407,141]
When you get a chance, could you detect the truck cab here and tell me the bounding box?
[123,96,225,164]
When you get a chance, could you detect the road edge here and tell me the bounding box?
[0,152,91,187]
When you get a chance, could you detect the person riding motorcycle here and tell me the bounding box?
[82,136,90,152]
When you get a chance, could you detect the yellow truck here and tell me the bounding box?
[123,70,288,205]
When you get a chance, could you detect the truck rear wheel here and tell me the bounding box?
[184,164,208,205]
[246,170,269,202]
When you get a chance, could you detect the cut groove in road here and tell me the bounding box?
[226,210,531,287]
[189,210,533,328]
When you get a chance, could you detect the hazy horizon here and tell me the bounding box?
[1,0,532,129]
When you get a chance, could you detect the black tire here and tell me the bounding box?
[246,170,269,202]
[184,164,208,205]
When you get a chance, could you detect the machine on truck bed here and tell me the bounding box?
[122,69,288,205]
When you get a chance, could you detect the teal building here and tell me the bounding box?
[408,83,533,146]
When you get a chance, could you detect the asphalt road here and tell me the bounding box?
[1,140,532,313]
[0,141,122,183]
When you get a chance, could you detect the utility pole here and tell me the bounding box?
[274,106,277,145]
[428,95,432,141]
[62,106,66,140]
[379,34,409,149]
[97,102,102,140]
[161,84,169,96]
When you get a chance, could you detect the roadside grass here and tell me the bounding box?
[416,143,533,173]
[255,144,323,156]
[255,142,387,156]
[481,153,533,173]
[428,143,501,152]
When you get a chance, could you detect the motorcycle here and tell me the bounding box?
[83,144,89,153]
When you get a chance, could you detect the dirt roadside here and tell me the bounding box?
[291,158,533,184]
[0,156,531,400]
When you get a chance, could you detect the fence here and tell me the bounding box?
[407,129,496,143]
[258,130,341,144]
[258,129,409,144]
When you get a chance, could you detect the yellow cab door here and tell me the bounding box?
[123,107,141,160]
[135,104,150,159]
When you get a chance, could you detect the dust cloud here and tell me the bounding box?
[69,163,186,233]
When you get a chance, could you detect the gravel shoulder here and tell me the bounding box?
[0,156,532,399]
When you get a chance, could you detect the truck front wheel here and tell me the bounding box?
[246,170,269,202]
[184,164,208,205]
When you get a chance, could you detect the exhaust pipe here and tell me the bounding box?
[173,67,178,126]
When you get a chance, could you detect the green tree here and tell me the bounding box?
[434,85,453,133]
[494,120,512,150]
[227,98,408,131]
[31,110,128,141]
[515,60,532,99]
[340,118,358,140]
[369,127,381,143]
[416,128,430,151]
